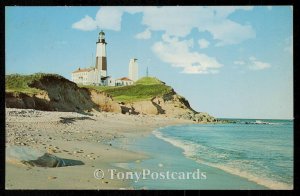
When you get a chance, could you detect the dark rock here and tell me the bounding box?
[22,153,84,167]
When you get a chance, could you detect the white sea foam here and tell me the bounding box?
[205,162,293,190]
[245,120,284,125]
[153,129,199,157]
[152,129,293,190]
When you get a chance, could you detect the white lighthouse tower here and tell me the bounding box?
[95,30,107,85]
[128,58,139,82]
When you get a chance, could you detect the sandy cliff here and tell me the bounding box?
[5,74,216,123]
[5,75,121,113]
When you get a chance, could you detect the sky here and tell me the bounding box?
[5,6,293,119]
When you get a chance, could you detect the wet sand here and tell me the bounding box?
[5,108,190,189]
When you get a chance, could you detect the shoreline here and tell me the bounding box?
[152,127,292,190]
[113,131,268,190]
[5,108,191,189]
[6,108,290,190]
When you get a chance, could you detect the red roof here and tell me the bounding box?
[72,68,94,73]
[116,77,133,81]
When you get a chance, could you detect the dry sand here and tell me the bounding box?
[5,108,191,189]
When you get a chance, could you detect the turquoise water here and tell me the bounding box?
[153,119,293,189]
[115,134,266,189]
[115,119,293,189]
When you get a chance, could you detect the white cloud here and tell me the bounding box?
[249,60,271,70]
[152,34,223,74]
[140,6,255,45]
[162,33,179,43]
[72,7,125,31]
[72,15,97,31]
[135,28,151,39]
[72,6,255,46]
[198,39,210,49]
[267,6,272,10]
[234,57,271,70]
[94,7,124,31]
[204,19,255,46]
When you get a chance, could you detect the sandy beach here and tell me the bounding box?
[5,108,191,189]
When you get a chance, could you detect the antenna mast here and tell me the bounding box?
[146,66,149,77]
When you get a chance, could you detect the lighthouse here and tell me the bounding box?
[72,31,137,87]
[95,30,107,84]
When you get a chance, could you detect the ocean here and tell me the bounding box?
[114,119,293,190]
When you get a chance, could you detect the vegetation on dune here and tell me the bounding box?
[82,77,173,103]
[134,77,165,85]
[5,73,63,95]
[6,74,173,103]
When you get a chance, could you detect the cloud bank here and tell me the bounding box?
[234,57,271,71]
[72,6,255,46]
[152,34,223,74]
[72,6,256,74]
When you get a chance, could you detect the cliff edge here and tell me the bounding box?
[5,73,216,123]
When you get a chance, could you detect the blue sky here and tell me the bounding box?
[5,6,293,119]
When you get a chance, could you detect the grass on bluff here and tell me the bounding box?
[5,73,62,95]
[81,77,173,103]
[6,74,173,103]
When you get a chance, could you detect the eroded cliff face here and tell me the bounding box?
[5,75,121,113]
[120,90,216,122]
[89,90,121,113]
[5,75,216,122]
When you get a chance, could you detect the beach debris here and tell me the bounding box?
[22,153,84,167]
[6,146,84,168]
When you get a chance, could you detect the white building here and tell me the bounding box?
[115,77,134,86]
[71,67,95,85]
[128,58,139,82]
[71,30,108,86]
